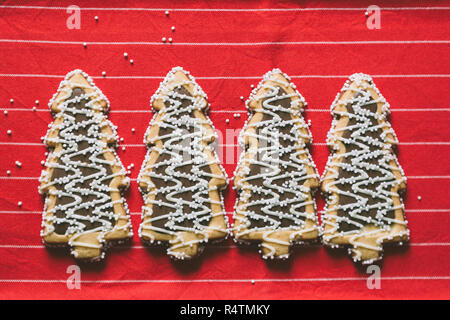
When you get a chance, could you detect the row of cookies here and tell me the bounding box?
[39,67,408,265]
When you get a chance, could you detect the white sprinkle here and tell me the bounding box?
[6,170,11,176]
[250,84,254,88]
[418,196,422,201]
[32,107,36,112]
[7,130,12,135]
[4,110,8,116]
[35,100,39,105]
[122,146,126,151]
[251,280,255,284]
[9,98,14,104]
[41,160,45,166]
[162,37,166,43]
[131,128,135,133]
[18,201,22,207]
[168,37,173,43]
[15,161,22,167]
[365,11,369,17]
[165,10,169,16]
[94,16,99,21]
[102,71,106,77]
[130,59,134,64]
[225,119,230,124]
[240,96,244,101]
[171,26,175,32]
[236,113,241,118]
[83,42,87,48]
[124,52,128,59]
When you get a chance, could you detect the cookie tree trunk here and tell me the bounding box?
[321,73,409,265]
[233,69,319,260]
[138,67,228,260]
[39,70,132,262]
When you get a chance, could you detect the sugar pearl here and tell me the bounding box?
[41,160,45,166]
[6,170,11,176]
[32,107,36,112]
[365,11,369,17]
[124,52,128,59]
[417,196,422,201]
[130,59,134,64]
[15,161,22,167]
[83,42,87,48]
[168,37,173,43]
[122,146,126,151]
[18,201,22,207]
[162,37,167,43]
[10,98,14,104]
[225,119,230,124]
[165,10,169,16]
[7,130,12,135]
[240,96,244,101]
[94,16,99,21]
[102,71,106,77]
[171,26,175,32]
[131,128,135,133]
[4,110,8,116]
[35,100,39,105]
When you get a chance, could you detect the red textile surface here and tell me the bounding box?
[0,0,449,299]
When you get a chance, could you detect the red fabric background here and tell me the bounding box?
[0,0,449,299]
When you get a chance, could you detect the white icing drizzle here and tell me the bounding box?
[138,67,228,259]
[321,73,409,264]
[233,69,319,259]
[39,69,132,258]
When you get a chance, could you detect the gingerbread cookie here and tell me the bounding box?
[39,70,132,263]
[321,73,409,264]
[138,67,228,260]
[232,69,320,260]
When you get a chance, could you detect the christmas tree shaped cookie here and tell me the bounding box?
[39,70,132,263]
[321,73,409,264]
[138,67,228,260]
[233,69,320,260]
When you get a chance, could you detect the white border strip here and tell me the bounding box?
[0,276,449,284]
[0,6,449,12]
[0,73,449,80]
[1,39,450,46]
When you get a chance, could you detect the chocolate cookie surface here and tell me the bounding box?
[138,67,228,260]
[39,70,132,262]
[233,69,320,259]
[321,73,409,265]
